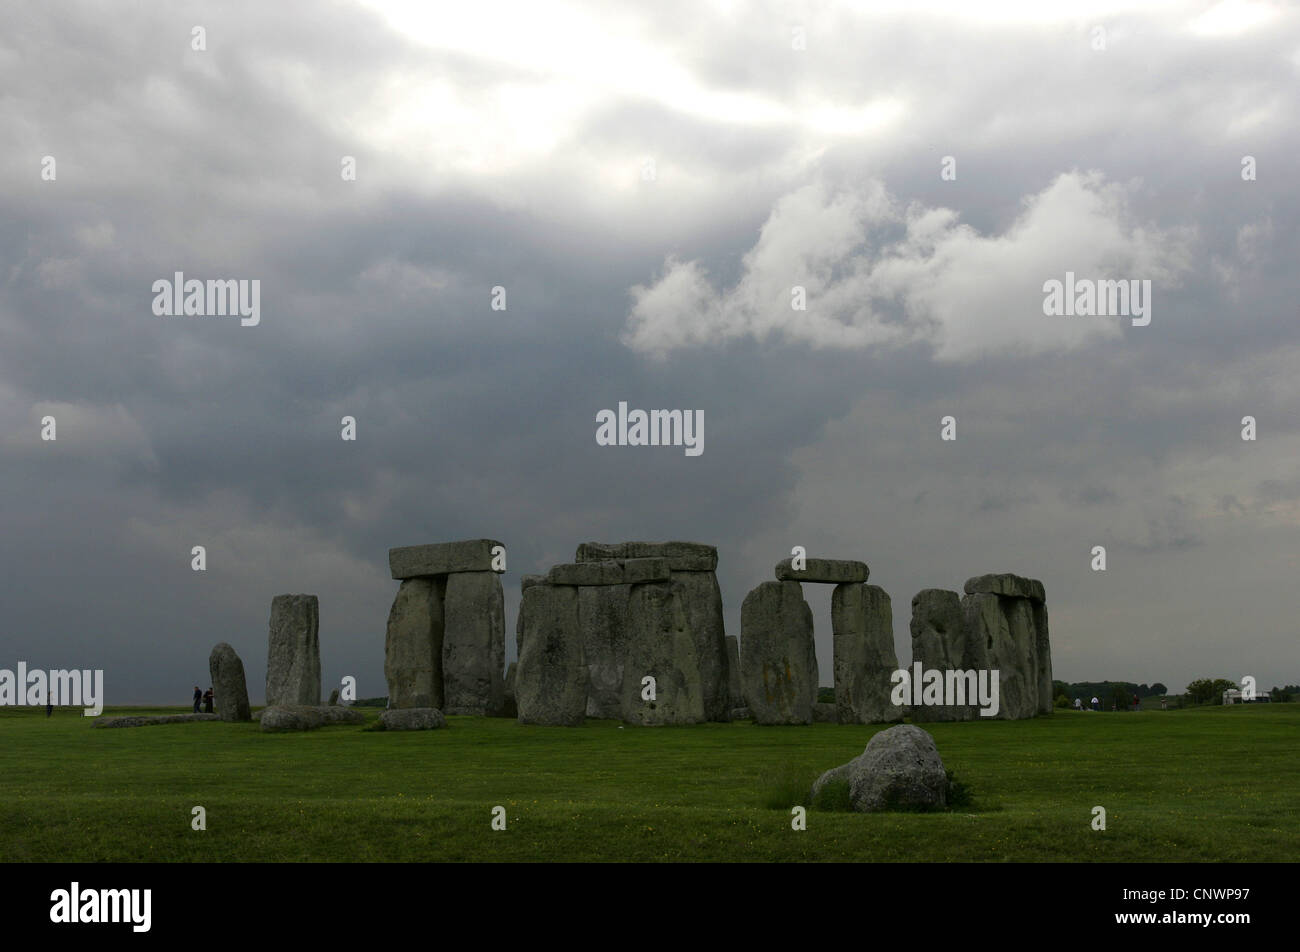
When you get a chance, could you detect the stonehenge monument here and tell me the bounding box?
[908,573,1052,720]
[384,540,506,716]
[245,539,1051,734]
[266,594,321,707]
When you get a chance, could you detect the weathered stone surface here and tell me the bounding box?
[384,577,444,710]
[578,583,631,718]
[620,581,705,725]
[739,581,817,725]
[389,539,504,579]
[810,762,851,802]
[673,570,728,722]
[963,573,1045,604]
[328,688,339,706]
[576,541,718,572]
[516,584,587,726]
[259,705,364,732]
[208,642,251,722]
[728,706,751,721]
[775,558,869,584]
[93,714,219,728]
[380,707,446,730]
[520,574,546,591]
[908,589,977,722]
[831,584,902,725]
[1033,602,1053,715]
[547,558,670,587]
[845,724,947,812]
[725,635,743,708]
[963,591,1038,720]
[442,572,505,716]
[266,594,321,707]
[813,702,839,723]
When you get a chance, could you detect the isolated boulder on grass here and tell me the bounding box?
[379,707,446,730]
[814,724,948,812]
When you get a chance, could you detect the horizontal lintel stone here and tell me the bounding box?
[389,539,505,579]
[547,558,671,586]
[963,574,1045,604]
[575,541,718,572]
[775,558,869,584]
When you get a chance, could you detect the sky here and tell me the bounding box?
[2,0,1298,703]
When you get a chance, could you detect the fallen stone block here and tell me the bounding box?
[379,707,446,730]
[93,714,219,728]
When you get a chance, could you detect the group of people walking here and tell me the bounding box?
[192,685,213,713]
[1072,693,1150,712]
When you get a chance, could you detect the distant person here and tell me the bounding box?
[1073,697,1082,710]
[46,700,53,718]
[202,687,214,714]
[1160,696,1168,710]
[1091,696,1100,711]
[1132,693,1140,711]
[193,685,202,713]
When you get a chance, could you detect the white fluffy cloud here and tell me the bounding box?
[623,170,1197,361]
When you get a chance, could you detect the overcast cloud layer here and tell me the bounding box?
[3,0,1298,703]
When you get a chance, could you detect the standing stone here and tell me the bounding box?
[620,581,705,725]
[328,688,339,706]
[673,570,728,722]
[739,581,817,725]
[442,571,505,716]
[908,589,975,721]
[515,584,587,726]
[831,583,902,724]
[725,635,743,708]
[578,583,631,718]
[208,643,251,722]
[384,577,444,710]
[962,591,1037,720]
[1033,602,1053,714]
[266,594,321,707]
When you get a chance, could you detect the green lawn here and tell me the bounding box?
[2,704,1295,862]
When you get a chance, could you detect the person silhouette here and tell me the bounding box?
[202,687,214,714]
[193,685,202,712]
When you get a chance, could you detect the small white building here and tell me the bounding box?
[1223,689,1242,704]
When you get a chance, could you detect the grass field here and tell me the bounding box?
[2,704,1295,862]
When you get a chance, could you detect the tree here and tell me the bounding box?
[1186,678,1237,705]
[1149,682,1168,696]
